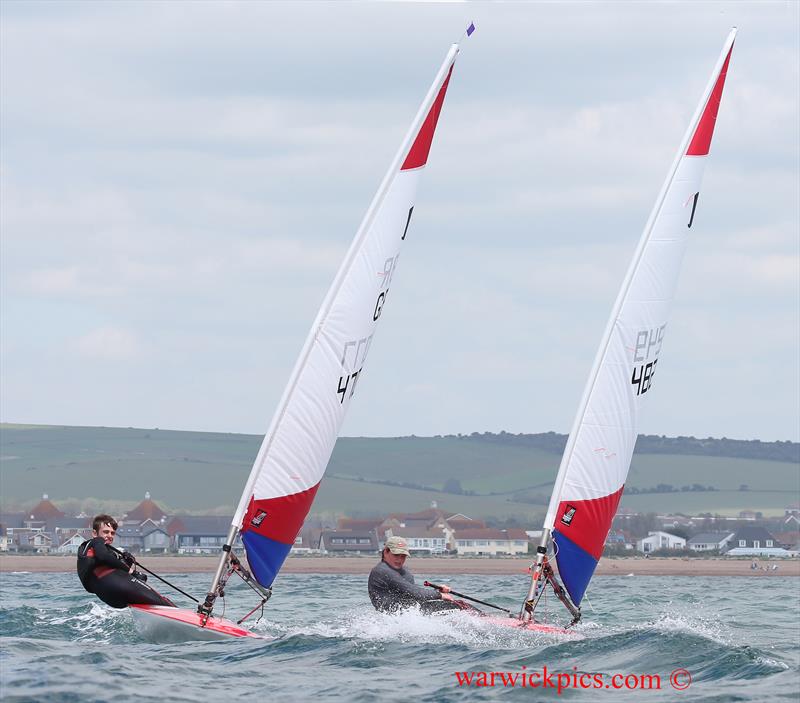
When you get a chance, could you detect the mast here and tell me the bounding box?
[200,37,467,617]
[522,28,737,620]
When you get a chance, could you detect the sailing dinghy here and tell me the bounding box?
[518,30,736,632]
[130,32,469,641]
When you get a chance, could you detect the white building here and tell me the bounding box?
[636,531,686,554]
[687,532,735,552]
[724,526,795,557]
[454,529,529,556]
[385,527,448,554]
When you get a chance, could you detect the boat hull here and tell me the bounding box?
[129,605,264,641]
[476,614,576,635]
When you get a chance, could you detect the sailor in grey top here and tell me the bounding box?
[368,536,462,614]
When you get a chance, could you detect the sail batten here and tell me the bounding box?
[542,30,736,608]
[222,43,462,591]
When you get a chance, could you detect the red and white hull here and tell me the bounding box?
[476,614,577,636]
[129,605,264,642]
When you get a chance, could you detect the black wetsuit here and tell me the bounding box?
[77,538,174,609]
[368,559,463,614]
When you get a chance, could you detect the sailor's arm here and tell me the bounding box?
[89,538,130,571]
[387,567,442,602]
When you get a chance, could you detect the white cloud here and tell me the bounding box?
[74,326,143,361]
[1,1,797,441]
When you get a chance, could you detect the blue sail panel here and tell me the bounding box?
[241,531,293,588]
[553,529,598,606]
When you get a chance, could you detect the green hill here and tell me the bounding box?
[0,424,797,518]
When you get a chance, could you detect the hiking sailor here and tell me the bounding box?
[368,536,464,613]
[77,514,175,609]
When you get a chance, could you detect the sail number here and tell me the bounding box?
[631,359,657,395]
[338,368,361,404]
[374,255,399,321]
[631,325,665,396]
[338,335,373,404]
[338,208,412,403]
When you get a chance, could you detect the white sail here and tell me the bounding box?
[532,29,736,609]
[228,42,463,589]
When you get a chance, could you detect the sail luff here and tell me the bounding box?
[228,44,459,536]
[542,28,737,532]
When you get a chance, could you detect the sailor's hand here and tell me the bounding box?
[439,585,451,594]
[121,551,136,566]
[128,563,136,574]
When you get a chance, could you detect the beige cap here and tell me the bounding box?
[384,536,410,556]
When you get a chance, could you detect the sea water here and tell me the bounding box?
[1,571,798,702]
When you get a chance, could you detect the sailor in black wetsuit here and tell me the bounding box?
[368,536,465,614]
[77,514,175,609]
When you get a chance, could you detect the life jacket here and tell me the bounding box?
[76,539,96,593]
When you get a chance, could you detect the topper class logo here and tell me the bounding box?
[561,506,577,526]
[251,510,268,527]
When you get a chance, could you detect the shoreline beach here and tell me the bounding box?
[1,554,796,576]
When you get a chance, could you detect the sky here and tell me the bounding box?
[1,1,798,442]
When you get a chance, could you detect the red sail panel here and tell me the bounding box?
[686,44,734,156]
[241,483,320,545]
[401,65,454,170]
[554,486,625,560]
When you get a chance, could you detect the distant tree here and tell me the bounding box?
[442,478,464,495]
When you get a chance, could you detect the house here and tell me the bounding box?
[384,527,448,554]
[687,532,734,552]
[124,492,167,523]
[636,531,686,553]
[454,528,529,556]
[318,529,378,554]
[141,524,170,552]
[56,530,93,554]
[0,512,26,530]
[0,526,11,552]
[773,531,800,552]
[784,513,800,528]
[605,530,635,550]
[725,526,794,557]
[169,516,238,554]
[116,524,144,551]
[291,526,326,554]
[445,514,486,531]
[336,517,384,532]
[378,505,480,551]
[10,528,53,553]
[28,494,65,522]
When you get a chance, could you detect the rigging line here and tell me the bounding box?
[108,545,199,603]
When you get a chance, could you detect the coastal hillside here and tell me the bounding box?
[1,424,797,518]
